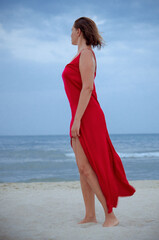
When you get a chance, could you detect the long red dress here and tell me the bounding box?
[62,48,136,213]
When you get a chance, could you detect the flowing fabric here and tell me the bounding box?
[62,49,136,213]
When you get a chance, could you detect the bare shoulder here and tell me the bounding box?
[80,49,94,59]
[79,49,95,67]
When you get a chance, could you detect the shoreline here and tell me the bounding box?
[0,179,159,189]
[0,179,159,240]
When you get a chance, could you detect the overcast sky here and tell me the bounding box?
[0,0,159,135]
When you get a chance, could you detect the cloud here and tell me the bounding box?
[0,23,72,63]
[0,7,74,63]
[91,15,106,26]
[0,7,72,63]
[0,5,158,69]
[0,6,107,63]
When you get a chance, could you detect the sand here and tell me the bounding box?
[0,180,159,240]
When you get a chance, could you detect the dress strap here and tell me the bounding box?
[80,48,97,74]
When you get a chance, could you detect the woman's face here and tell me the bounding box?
[71,26,80,45]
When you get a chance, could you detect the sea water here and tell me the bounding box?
[0,134,159,183]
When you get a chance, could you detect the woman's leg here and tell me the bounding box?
[72,137,97,223]
[73,136,119,227]
[78,174,97,223]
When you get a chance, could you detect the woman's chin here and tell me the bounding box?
[71,41,77,46]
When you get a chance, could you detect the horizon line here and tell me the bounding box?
[0,132,159,137]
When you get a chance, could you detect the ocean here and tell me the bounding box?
[0,134,159,183]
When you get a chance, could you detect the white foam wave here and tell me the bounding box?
[65,152,75,158]
[119,152,159,158]
[65,151,159,159]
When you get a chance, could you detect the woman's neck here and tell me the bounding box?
[77,42,91,53]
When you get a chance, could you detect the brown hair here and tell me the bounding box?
[73,17,105,49]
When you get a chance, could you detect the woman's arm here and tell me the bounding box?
[71,50,95,137]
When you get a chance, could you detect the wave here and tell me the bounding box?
[65,151,159,159]
[1,151,159,165]
[119,151,159,158]
[65,152,75,158]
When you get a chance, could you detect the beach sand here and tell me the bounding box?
[0,180,159,240]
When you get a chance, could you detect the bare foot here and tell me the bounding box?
[103,213,119,227]
[78,216,97,224]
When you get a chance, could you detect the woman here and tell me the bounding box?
[62,17,136,227]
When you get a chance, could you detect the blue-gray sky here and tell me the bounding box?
[0,0,159,135]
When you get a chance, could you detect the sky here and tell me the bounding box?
[0,0,159,135]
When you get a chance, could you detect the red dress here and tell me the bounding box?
[62,48,136,213]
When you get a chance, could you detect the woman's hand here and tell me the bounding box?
[71,118,81,138]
